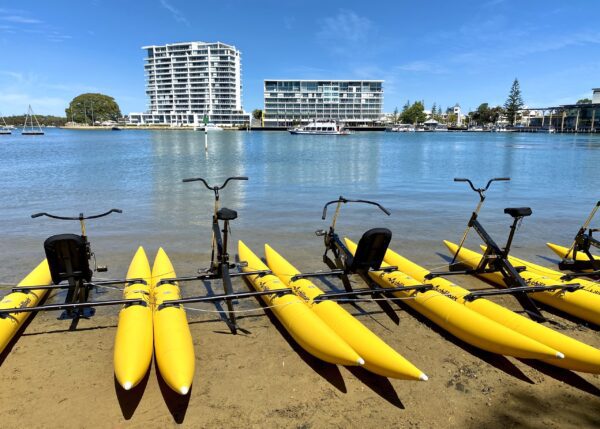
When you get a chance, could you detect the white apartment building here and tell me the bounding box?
[129,41,250,127]
[263,80,384,127]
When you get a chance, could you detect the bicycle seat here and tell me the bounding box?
[504,207,532,218]
[217,207,238,221]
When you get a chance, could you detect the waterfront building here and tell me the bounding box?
[129,41,250,127]
[525,88,600,132]
[263,80,384,127]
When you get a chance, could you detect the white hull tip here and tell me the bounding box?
[357,357,365,365]
[419,373,429,381]
[179,386,189,395]
[122,381,133,390]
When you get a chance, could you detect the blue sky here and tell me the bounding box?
[1,0,599,116]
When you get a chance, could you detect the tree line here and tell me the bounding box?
[2,115,68,126]
[390,79,527,126]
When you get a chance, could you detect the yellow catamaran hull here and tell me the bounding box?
[239,241,363,366]
[445,241,600,326]
[114,247,153,390]
[264,244,427,380]
[547,242,600,273]
[498,247,600,295]
[386,243,600,373]
[345,239,563,361]
[152,247,195,395]
[0,260,52,354]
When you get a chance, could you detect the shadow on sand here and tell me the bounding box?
[393,299,535,384]
[155,358,192,424]
[114,369,151,419]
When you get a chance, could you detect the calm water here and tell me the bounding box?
[1,129,599,284]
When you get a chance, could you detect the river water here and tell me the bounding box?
[1,129,599,285]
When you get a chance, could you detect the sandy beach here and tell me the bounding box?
[1,267,599,428]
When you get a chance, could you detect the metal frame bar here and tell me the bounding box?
[0,298,145,316]
[464,284,581,301]
[313,284,432,302]
[11,278,146,293]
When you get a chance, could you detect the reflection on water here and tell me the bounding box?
[0,129,599,283]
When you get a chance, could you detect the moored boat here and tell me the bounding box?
[21,105,44,135]
[239,240,364,366]
[289,120,351,135]
[445,241,600,326]
[265,244,427,380]
[113,247,153,390]
[344,238,563,361]
[152,247,195,395]
[383,243,600,373]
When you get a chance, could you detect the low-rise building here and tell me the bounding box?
[263,80,384,127]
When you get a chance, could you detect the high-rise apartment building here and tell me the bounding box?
[263,80,384,127]
[129,41,250,126]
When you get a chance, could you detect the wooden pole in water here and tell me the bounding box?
[205,128,208,151]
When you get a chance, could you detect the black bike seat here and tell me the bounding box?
[504,207,532,218]
[217,207,238,221]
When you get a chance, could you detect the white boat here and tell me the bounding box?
[0,113,11,135]
[289,120,351,135]
[21,105,44,135]
[467,126,485,132]
[204,123,223,132]
[390,124,415,132]
[432,124,448,132]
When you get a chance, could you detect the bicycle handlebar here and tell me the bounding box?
[31,208,122,221]
[321,197,391,220]
[182,176,248,191]
[454,177,510,194]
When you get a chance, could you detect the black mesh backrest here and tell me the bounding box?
[43,234,91,284]
[349,228,392,273]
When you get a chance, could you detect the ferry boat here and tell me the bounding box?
[289,120,351,135]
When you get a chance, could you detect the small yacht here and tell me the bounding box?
[0,113,12,134]
[22,105,44,135]
[289,120,351,135]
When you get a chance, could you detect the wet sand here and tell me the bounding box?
[1,257,599,428]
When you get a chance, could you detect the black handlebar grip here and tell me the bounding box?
[380,206,392,216]
[113,209,123,214]
[182,178,199,183]
[31,213,44,218]
[454,178,468,182]
[493,177,511,181]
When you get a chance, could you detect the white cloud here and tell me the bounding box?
[1,15,42,24]
[317,10,375,56]
[395,61,447,74]
[159,0,189,26]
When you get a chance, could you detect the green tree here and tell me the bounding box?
[400,101,427,124]
[66,93,121,124]
[392,106,399,123]
[504,79,524,126]
[577,98,592,104]
[431,103,437,116]
[252,109,263,120]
